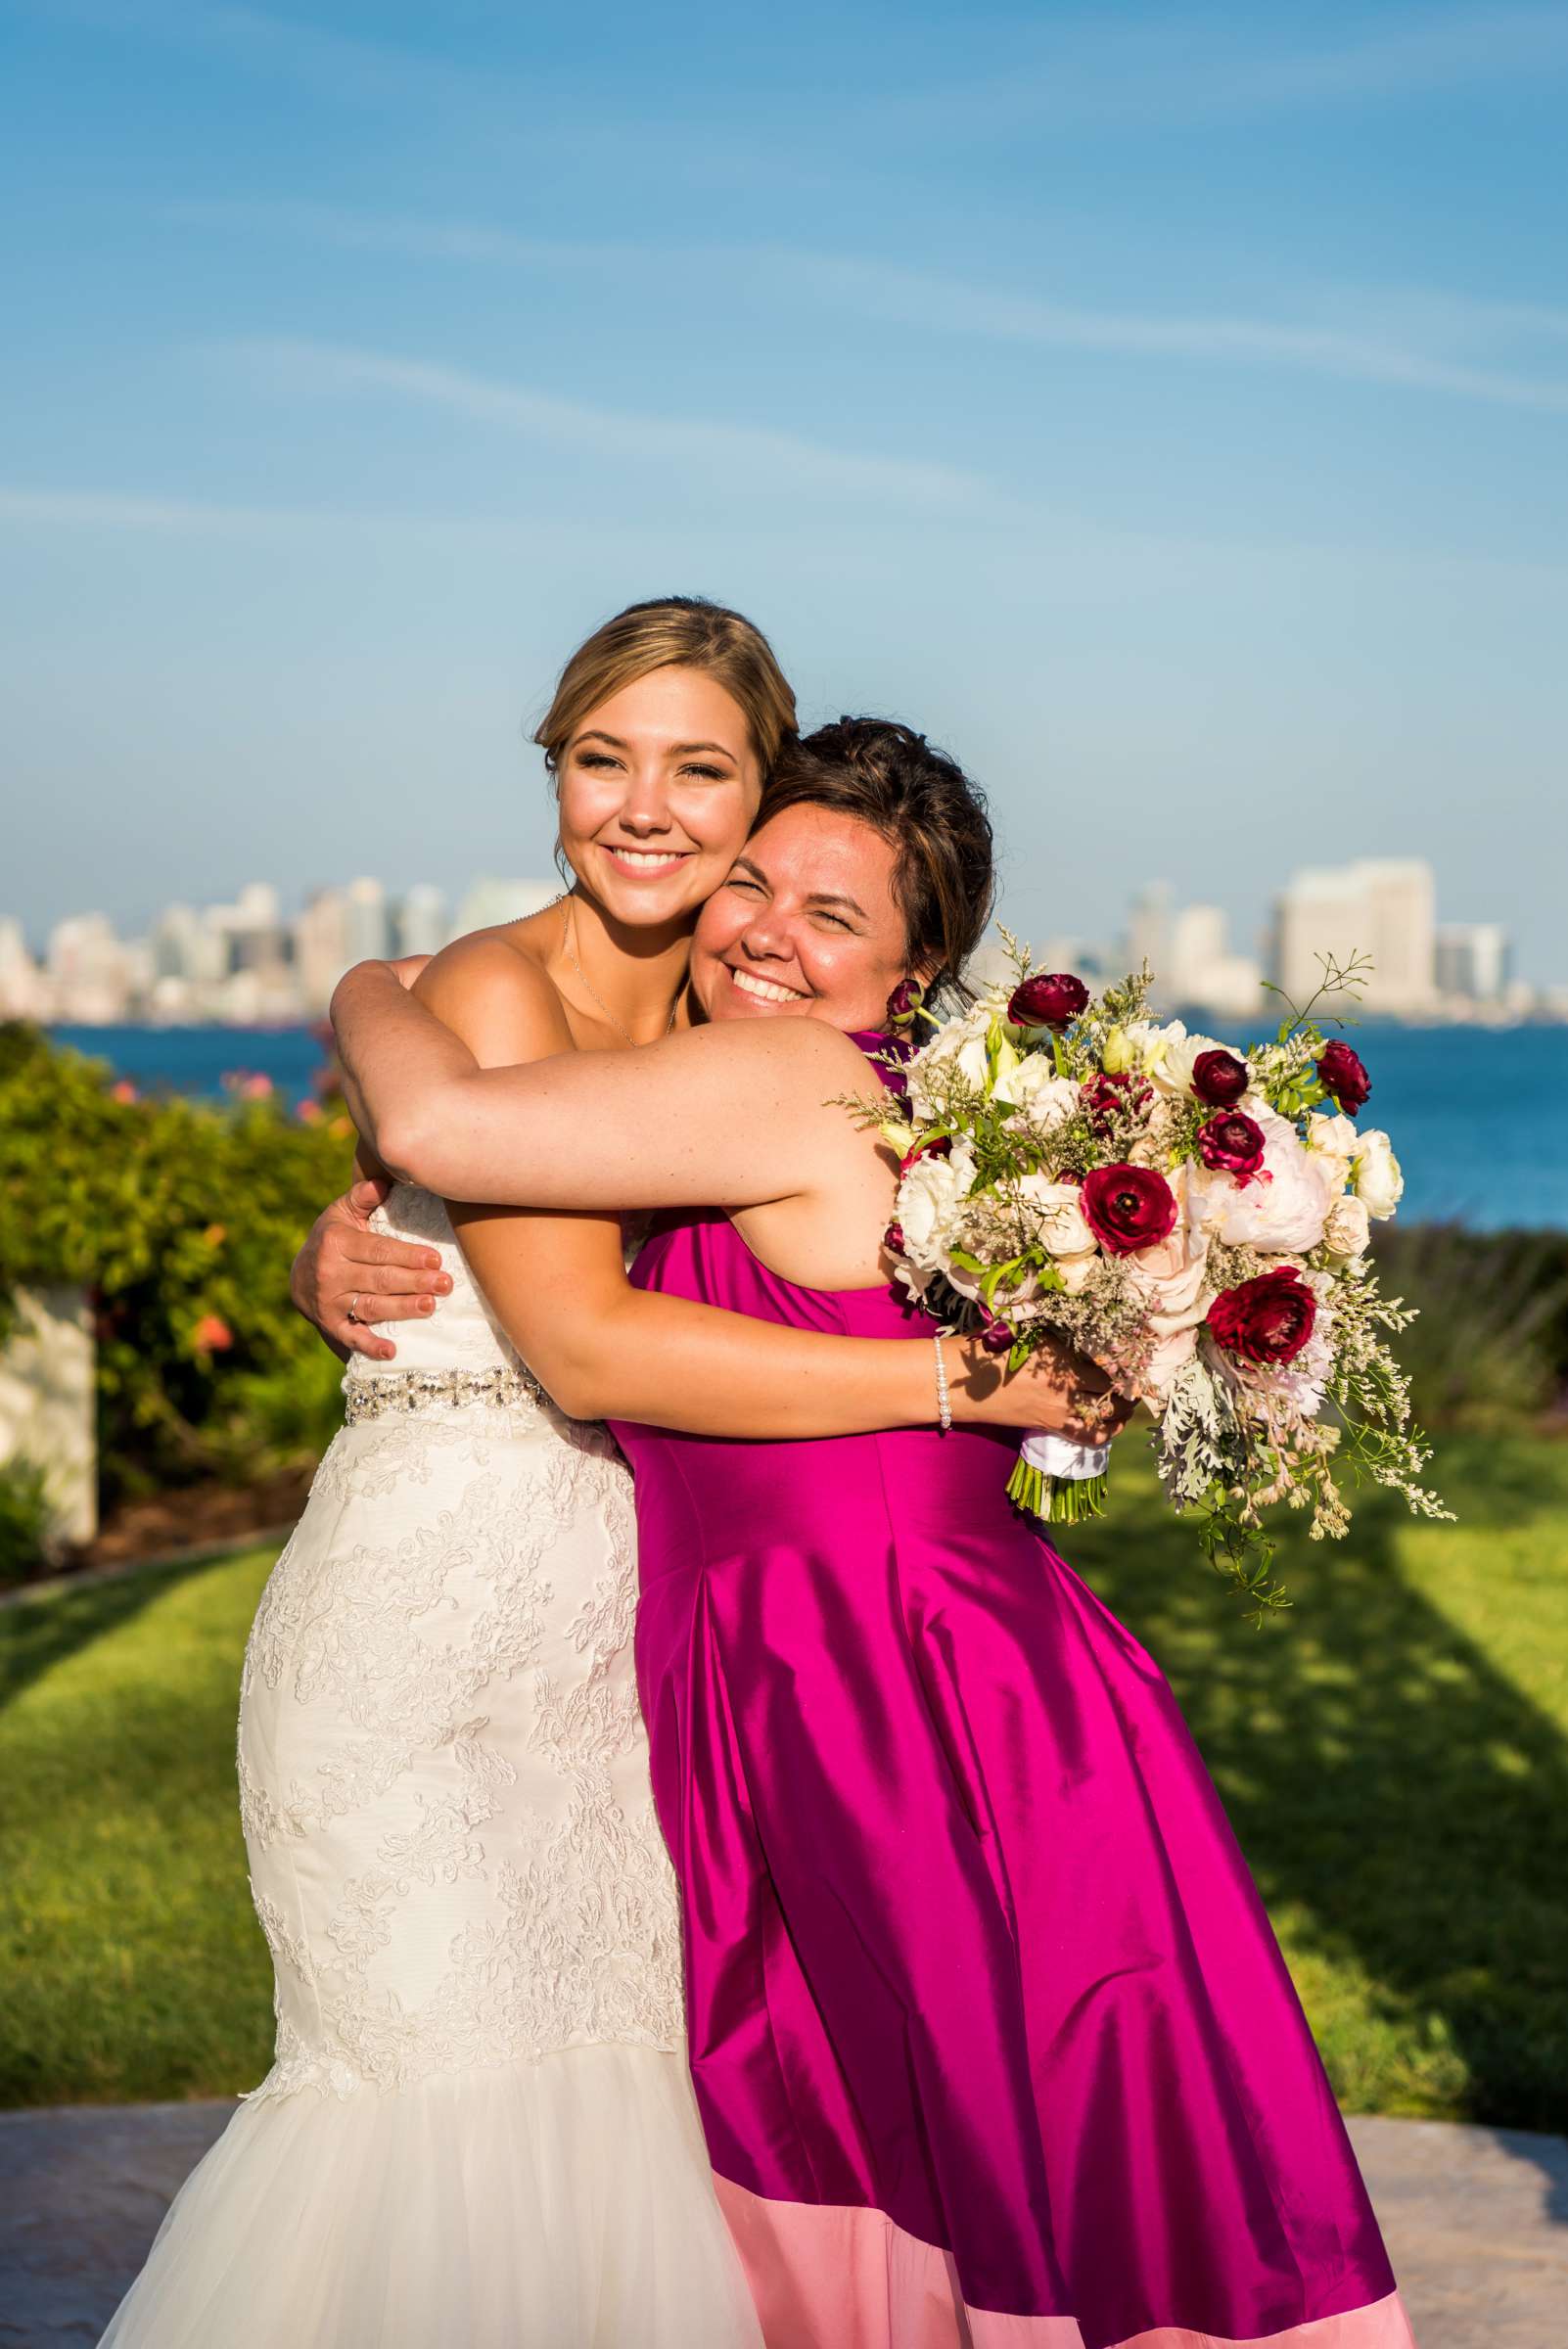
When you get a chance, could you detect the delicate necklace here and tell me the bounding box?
[561,898,678,1046]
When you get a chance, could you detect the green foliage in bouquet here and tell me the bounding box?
[0,1023,353,1506]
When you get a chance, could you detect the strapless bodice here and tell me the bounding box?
[345,1182,529,1382]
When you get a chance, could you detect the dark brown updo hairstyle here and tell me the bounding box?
[757,717,994,990]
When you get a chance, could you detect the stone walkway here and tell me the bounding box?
[1,2101,1563,2345]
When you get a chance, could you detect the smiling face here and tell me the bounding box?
[555,664,763,930]
[689,803,918,1033]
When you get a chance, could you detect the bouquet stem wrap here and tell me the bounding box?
[1007,1430,1111,1525]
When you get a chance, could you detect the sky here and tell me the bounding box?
[3,0,1566,978]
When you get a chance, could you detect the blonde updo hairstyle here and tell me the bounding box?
[534,597,798,787]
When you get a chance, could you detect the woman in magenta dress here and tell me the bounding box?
[333,720,1415,2349]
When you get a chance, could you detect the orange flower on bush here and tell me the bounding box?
[192,1314,233,1354]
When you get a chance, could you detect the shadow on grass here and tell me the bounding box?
[1068,1443,1568,2138]
[0,1551,260,1713]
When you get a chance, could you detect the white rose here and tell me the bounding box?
[1185,1104,1333,1253]
[1124,1019,1187,1087]
[1353,1130,1404,1221]
[1057,1253,1097,1294]
[897,1143,973,1268]
[1322,1193,1372,1262]
[906,1014,990,1119]
[1306,1111,1360,1194]
[993,1052,1080,1130]
[1017,1174,1097,1264]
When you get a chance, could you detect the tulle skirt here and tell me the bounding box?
[98,2042,763,2348]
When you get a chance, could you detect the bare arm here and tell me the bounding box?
[333,957,862,1213]
[410,944,1124,1445]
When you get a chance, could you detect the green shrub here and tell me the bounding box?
[0,1459,52,1586]
[1371,1224,1568,1432]
[0,1023,354,1503]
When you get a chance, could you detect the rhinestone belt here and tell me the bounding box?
[344,1364,548,1422]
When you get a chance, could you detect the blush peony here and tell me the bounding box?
[1184,1105,1334,1254]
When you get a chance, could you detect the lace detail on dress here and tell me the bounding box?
[237,1183,683,2103]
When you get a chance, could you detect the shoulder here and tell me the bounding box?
[673,1015,873,1092]
[414,929,572,1063]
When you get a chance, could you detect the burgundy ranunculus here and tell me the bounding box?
[980,1316,1016,1355]
[1208,1267,1317,1365]
[1191,1047,1250,1109]
[1080,1163,1178,1257]
[1008,971,1089,1028]
[1197,1111,1267,1178]
[886,977,923,1031]
[883,1221,905,1258]
[1081,1069,1153,1133]
[1316,1038,1370,1114]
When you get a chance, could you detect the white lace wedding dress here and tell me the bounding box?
[100,1184,761,2349]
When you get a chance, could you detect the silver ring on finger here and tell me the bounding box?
[346,1293,361,1325]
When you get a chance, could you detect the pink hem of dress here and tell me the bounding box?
[714,2178,1416,2349]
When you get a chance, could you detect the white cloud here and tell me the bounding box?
[766,254,1568,414]
[877,7,1568,134]
[188,205,1568,416]
[224,339,1002,513]
[0,486,307,532]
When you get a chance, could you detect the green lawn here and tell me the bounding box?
[2,1438,1566,2125]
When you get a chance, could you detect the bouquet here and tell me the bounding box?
[869,944,1450,1608]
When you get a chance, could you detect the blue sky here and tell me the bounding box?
[4,1,1566,976]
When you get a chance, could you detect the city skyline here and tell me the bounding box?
[3,853,1550,1032]
[4,6,1566,987]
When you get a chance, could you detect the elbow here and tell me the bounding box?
[372,1102,446,1190]
[529,1328,634,1424]
[538,1358,619,1423]
[543,1369,604,1422]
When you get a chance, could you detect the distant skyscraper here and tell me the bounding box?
[1271,860,1435,1016]
[395,885,450,959]
[453,879,558,937]
[0,917,45,1019]
[46,913,131,1021]
[1125,882,1172,995]
[345,877,392,964]
[1168,904,1264,1020]
[294,888,351,1014]
[150,903,202,984]
[1436,923,1511,1002]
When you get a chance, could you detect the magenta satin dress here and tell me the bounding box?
[611,1056,1414,2349]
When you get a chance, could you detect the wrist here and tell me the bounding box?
[945,1334,1005,1424]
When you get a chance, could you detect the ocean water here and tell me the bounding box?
[48,1020,1568,1233]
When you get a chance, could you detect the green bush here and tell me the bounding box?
[0,1023,354,1504]
[0,1460,52,1583]
[1371,1223,1568,1432]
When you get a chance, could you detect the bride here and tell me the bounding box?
[101,599,1113,2349]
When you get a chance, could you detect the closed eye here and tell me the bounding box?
[679,761,729,781]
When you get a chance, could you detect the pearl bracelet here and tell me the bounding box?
[933,1331,953,1434]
